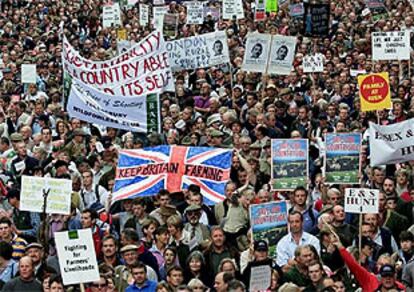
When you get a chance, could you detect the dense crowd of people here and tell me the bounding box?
[0,0,413,291]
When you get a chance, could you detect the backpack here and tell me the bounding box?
[80,185,101,208]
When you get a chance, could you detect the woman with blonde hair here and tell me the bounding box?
[187,278,208,291]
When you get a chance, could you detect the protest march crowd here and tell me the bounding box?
[1,0,414,291]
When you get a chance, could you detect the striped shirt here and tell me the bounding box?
[11,234,27,260]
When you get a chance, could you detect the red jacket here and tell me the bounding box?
[339,247,406,292]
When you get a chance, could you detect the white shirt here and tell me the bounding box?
[373,229,398,254]
[276,231,321,267]
[80,184,109,209]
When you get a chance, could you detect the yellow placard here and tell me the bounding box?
[117,28,127,40]
[358,72,391,112]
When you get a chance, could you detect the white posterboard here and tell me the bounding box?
[344,188,379,214]
[153,6,169,31]
[21,64,37,84]
[55,229,100,285]
[139,4,149,26]
[102,3,122,28]
[303,53,324,73]
[249,265,271,291]
[20,176,72,215]
[242,33,272,73]
[186,2,204,25]
[222,0,244,19]
[372,31,410,61]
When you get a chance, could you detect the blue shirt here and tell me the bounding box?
[276,231,321,267]
[125,280,157,292]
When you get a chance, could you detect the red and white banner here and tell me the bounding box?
[62,31,173,96]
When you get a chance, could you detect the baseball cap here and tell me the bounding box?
[254,240,268,252]
[379,264,395,277]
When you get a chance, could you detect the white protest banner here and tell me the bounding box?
[102,3,122,28]
[303,53,324,73]
[63,31,173,96]
[242,33,271,73]
[222,0,244,19]
[154,0,165,5]
[117,40,132,55]
[186,2,204,25]
[153,6,169,31]
[21,64,37,84]
[369,119,414,166]
[139,4,149,26]
[372,31,410,61]
[55,229,100,285]
[20,176,72,215]
[345,188,379,214]
[250,265,272,291]
[268,35,297,75]
[166,31,230,71]
[68,80,160,133]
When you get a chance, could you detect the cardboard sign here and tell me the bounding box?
[372,31,410,61]
[163,13,178,39]
[324,133,361,184]
[303,53,324,73]
[268,35,297,75]
[250,201,288,258]
[369,119,414,166]
[139,4,149,26]
[21,64,37,84]
[55,229,100,285]
[358,72,391,112]
[117,28,127,40]
[271,139,308,190]
[222,0,244,19]
[250,265,272,291]
[345,188,379,214]
[254,0,266,21]
[365,0,388,21]
[186,2,204,25]
[265,0,278,13]
[303,3,330,37]
[242,33,272,72]
[20,176,72,215]
[289,3,304,18]
[153,6,169,31]
[102,3,122,28]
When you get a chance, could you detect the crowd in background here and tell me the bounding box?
[0,0,413,291]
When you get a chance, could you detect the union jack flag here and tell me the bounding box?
[112,146,233,205]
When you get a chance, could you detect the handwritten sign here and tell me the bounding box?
[345,188,379,214]
[372,31,410,61]
[20,176,72,215]
[303,53,324,73]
